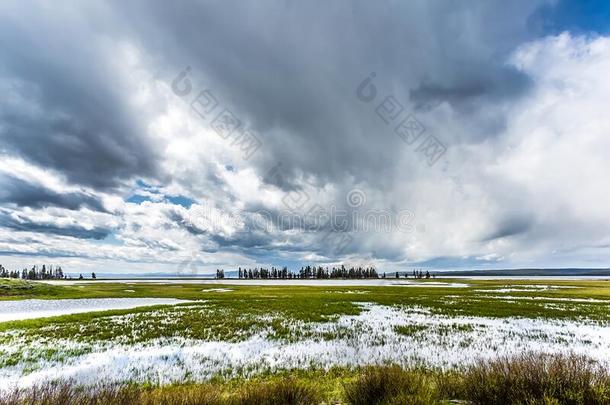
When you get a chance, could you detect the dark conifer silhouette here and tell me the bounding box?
[0,264,67,280]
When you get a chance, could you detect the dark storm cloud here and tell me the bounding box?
[210,232,277,250]
[0,250,81,258]
[0,0,549,199]
[482,215,533,242]
[0,212,112,240]
[0,174,107,212]
[167,206,276,250]
[409,67,533,111]
[0,0,571,266]
[166,210,205,236]
[0,5,160,190]
[118,0,546,186]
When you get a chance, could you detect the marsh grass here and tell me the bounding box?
[462,353,610,404]
[343,365,438,405]
[4,279,610,404]
[3,278,610,339]
[393,324,429,336]
[0,383,142,405]
[231,377,321,405]
[0,379,318,405]
[4,279,610,350]
[2,354,609,404]
[341,353,610,405]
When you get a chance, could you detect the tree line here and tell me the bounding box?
[0,264,100,280]
[1,263,432,281]
[233,265,383,279]
[226,266,435,280]
[0,264,66,280]
[400,270,432,279]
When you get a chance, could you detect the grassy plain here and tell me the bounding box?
[2,277,610,404]
[2,277,610,336]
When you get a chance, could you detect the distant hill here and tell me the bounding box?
[66,271,237,279]
[433,268,610,277]
[69,268,610,280]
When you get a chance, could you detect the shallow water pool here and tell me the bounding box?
[0,298,192,322]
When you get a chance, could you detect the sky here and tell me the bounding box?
[1,0,610,275]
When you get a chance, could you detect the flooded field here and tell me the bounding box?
[1,277,610,392]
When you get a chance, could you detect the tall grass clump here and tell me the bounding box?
[343,365,436,405]
[0,382,141,405]
[0,382,222,405]
[140,384,222,405]
[0,378,320,405]
[231,377,321,405]
[462,352,610,405]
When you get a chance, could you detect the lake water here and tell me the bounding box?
[0,298,192,322]
[38,276,610,288]
[39,279,470,287]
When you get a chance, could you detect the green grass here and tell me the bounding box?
[3,279,610,332]
[0,279,66,299]
[2,278,610,370]
[1,279,610,341]
[394,324,430,336]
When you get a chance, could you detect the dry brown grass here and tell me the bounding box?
[2,353,609,405]
[342,353,610,405]
[0,382,138,405]
[462,352,610,405]
[343,365,437,405]
[0,378,319,405]
[230,377,321,405]
[0,382,221,405]
[140,384,222,405]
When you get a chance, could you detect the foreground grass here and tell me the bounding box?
[2,353,609,405]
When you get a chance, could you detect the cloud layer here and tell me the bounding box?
[0,1,609,273]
